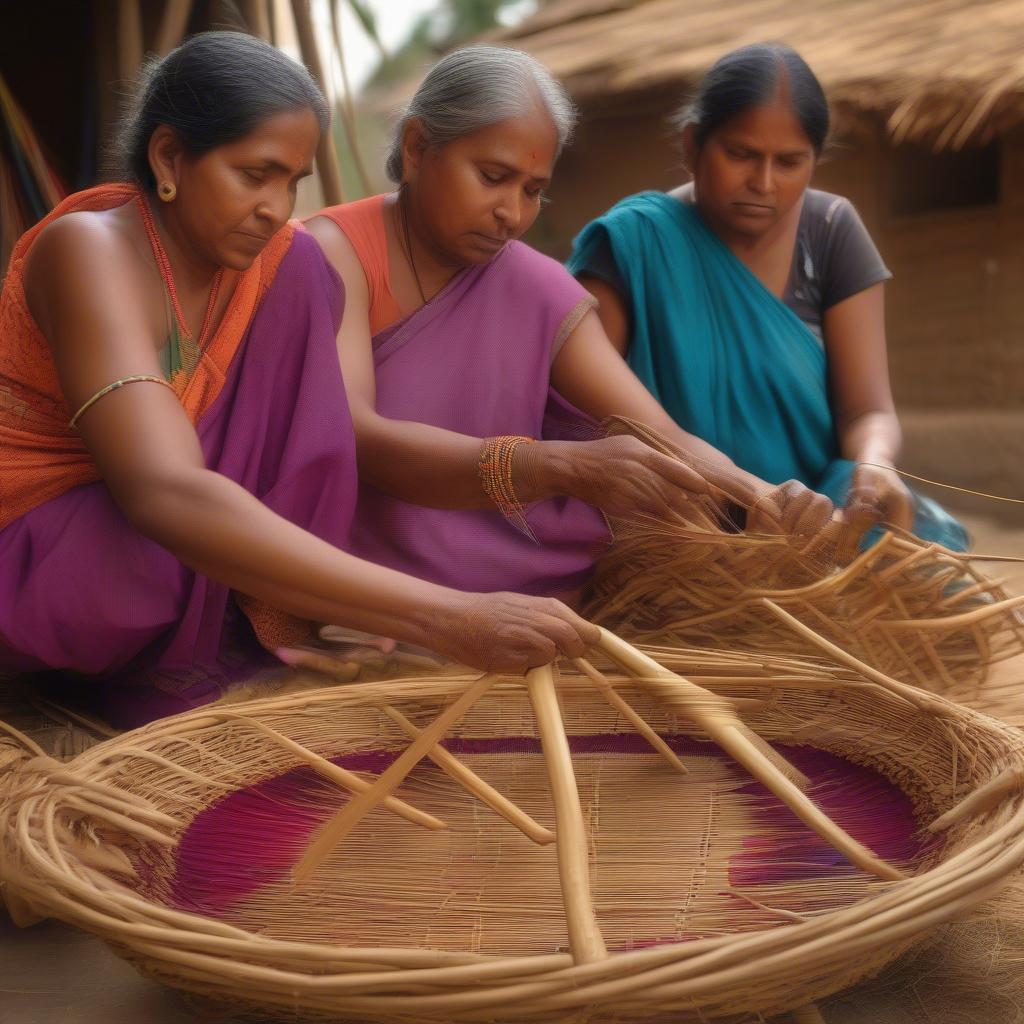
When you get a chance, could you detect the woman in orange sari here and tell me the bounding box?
[0,33,596,727]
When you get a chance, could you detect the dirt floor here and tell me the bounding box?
[2,497,1023,1024]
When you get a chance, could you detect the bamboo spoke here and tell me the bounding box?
[526,664,608,965]
[380,704,555,846]
[928,766,1024,833]
[596,630,905,882]
[292,674,497,883]
[571,657,687,774]
[214,711,445,832]
[758,599,946,713]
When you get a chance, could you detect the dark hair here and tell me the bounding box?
[674,43,829,154]
[115,31,329,189]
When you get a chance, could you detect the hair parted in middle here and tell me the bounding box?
[673,42,830,154]
[384,44,577,183]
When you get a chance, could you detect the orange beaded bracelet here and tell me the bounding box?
[479,435,537,540]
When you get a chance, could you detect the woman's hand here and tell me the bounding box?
[844,462,914,536]
[278,593,599,678]
[430,591,600,673]
[746,479,835,539]
[524,436,709,520]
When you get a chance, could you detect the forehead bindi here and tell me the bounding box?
[463,112,557,177]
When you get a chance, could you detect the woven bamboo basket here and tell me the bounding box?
[3,636,1024,1023]
[585,420,1024,693]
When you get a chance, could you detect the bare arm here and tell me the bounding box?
[305,215,709,520]
[552,309,778,505]
[572,277,837,534]
[23,215,596,669]
[578,274,630,357]
[306,215,500,508]
[823,282,913,529]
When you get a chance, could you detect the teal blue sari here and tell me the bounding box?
[567,191,967,550]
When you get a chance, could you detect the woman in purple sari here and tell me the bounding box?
[0,34,597,728]
[307,46,833,604]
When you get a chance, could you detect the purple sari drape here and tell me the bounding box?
[0,232,357,728]
[348,240,609,598]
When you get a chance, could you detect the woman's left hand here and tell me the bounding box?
[844,462,915,536]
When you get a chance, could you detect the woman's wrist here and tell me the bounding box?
[853,451,896,470]
[512,439,575,503]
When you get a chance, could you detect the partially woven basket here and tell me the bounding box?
[586,418,1024,694]
[2,642,1024,1023]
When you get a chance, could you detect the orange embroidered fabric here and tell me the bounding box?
[0,183,294,532]
[311,194,402,335]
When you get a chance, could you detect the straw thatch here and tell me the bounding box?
[493,0,1024,149]
[2,639,1024,1023]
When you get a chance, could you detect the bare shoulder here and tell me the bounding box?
[23,208,155,345]
[25,210,140,299]
[303,215,368,302]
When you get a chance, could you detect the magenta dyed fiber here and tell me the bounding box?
[170,734,922,918]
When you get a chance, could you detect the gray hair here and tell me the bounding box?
[384,45,576,183]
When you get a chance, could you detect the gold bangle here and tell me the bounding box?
[69,375,175,429]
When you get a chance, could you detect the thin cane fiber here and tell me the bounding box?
[2,637,1024,1023]
[584,418,1024,693]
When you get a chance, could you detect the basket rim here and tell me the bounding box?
[4,670,1024,1019]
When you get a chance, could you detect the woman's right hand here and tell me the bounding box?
[526,436,710,521]
[428,590,600,673]
[746,479,835,539]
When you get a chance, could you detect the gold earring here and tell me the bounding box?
[158,181,177,202]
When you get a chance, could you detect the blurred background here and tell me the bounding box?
[2,0,1022,547]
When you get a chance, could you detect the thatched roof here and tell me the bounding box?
[494,0,1024,149]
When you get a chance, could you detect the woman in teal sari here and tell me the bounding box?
[569,43,966,549]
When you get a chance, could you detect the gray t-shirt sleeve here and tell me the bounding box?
[816,196,892,309]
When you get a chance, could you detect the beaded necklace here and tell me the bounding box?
[137,195,224,363]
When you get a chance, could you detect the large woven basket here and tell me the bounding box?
[3,643,1024,1023]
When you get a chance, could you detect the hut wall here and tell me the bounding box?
[531,93,1023,413]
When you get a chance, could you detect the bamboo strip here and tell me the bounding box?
[525,664,608,965]
[597,630,905,882]
[758,600,945,712]
[214,710,445,831]
[571,657,687,773]
[292,674,497,882]
[928,766,1024,833]
[379,703,555,845]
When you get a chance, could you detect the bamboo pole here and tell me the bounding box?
[117,0,144,83]
[526,664,608,965]
[290,0,345,206]
[241,0,273,41]
[154,0,193,56]
[330,0,372,194]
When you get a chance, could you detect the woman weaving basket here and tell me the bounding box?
[569,43,967,550]
[0,33,604,728]
[306,45,833,606]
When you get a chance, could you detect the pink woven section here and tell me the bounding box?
[169,736,921,919]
